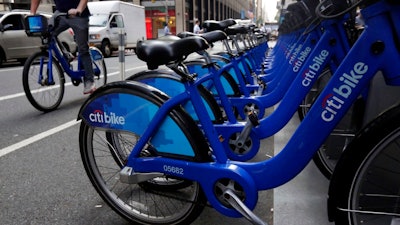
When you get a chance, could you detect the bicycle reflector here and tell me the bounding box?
[24,15,48,37]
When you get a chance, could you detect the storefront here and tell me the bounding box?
[145,7,176,38]
[142,0,177,39]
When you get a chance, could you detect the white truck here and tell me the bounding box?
[87,1,146,57]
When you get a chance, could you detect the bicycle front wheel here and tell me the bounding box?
[329,104,400,225]
[22,51,65,112]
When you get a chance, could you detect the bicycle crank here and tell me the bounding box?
[214,178,267,225]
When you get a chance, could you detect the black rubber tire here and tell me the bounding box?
[100,40,112,58]
[328,103,400,225]
[22,51,65,112]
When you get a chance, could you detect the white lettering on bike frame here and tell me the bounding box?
[321,62,369,122]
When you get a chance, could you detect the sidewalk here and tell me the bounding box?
[273,113,333,225]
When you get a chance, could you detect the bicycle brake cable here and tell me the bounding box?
[316,0,367,20]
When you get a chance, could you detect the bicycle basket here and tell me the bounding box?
[24,15,48,37]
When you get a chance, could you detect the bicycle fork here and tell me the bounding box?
[38,55,55,86]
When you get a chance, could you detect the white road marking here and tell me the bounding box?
[0,65,148,157]
[0,119,80,158]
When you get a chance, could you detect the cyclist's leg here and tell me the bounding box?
[52,14,69,42]
[66,16,95,92]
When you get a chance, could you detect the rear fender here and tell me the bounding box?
[78,80,211,161]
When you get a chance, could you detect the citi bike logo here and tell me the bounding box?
[301,49,329,87]
[89,110,126,125]
[286,43,297,58]
[289,44,303,65]
[292,46,312,72]
[321,62,368,122]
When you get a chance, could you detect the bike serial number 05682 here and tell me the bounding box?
[163,165,184,175]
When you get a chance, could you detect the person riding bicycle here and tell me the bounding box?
[30,0,96,94]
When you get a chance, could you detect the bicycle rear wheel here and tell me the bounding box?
[79,84,208,225]
[22,51,65,112]
[328,104,400,225]
[105,131,194,191]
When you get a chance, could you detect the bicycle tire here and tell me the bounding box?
[79,83,208,225]
[22,51,65,112]
[328,103,400,225]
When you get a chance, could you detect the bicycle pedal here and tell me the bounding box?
[248,111,260,126]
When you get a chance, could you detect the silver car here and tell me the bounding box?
[0,10,77,66]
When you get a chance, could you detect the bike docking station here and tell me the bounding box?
[76,0,400,225]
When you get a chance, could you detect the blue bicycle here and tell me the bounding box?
[78,0,400,224]
[126,0,355,165]
[22,13,107,112]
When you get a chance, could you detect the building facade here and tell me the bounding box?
[142,0,255,38]
[0,0,273,39]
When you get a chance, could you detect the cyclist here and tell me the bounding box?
[30,0,96,94]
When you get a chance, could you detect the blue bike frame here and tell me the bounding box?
[43,35,103,84]
[78,0,400,219]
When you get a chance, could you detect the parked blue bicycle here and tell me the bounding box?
[126,0,357,170]
[78,0,400,224]
[22,13,107,112]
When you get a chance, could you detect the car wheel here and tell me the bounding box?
[101,40,112,58]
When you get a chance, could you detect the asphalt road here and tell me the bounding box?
[0,49,274,225]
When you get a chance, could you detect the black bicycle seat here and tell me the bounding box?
[136,36,209,69]
[202,18,236,32]
[225,25,248,36]
[178,30,227,44]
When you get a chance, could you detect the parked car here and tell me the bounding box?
[0,10,77,66]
